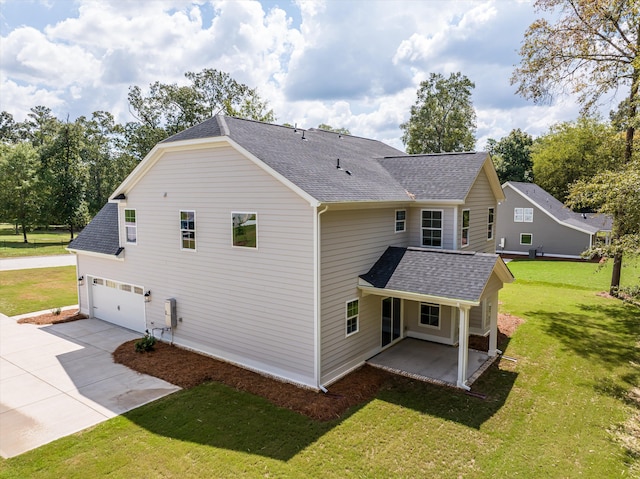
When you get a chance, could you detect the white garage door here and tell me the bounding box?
[90,278,145,332]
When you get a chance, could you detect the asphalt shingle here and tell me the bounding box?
[68,203,122,256]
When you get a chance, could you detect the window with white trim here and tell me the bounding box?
[514,207,533,222]
[180,210,196,250]
[520,233,533,245]
[395,210,406,233]
[346,299,359,336]
[461,209,470,247]
[232,212,257,248]
[487,207,495,240]
[124,209,137,244]
[421,210,443,248]
[419,303,440,328]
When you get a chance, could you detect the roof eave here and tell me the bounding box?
[358,283,480,308]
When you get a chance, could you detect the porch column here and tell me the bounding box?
[457,305,471,390]
[488,292,501,357]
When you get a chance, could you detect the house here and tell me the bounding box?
[496,181,612,259]
[68,115,513,391]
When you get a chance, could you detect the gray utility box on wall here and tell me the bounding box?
[165,298,177,328]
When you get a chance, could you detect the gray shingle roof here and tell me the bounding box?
[507,182,613,233]
[68,203,122,256]
[360,246,506,303]
[377,152,488,201]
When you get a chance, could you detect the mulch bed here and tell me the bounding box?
[113,313,524,421]
[17,309,88,325]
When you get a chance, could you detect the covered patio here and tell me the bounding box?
[366,338,498,388]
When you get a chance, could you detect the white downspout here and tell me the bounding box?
[314,204,329,390]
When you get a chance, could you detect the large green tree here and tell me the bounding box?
[401,72,476,153]
[128,68,276,157]
[486,129,534,184]
[512,0,639,294]
[531,117,625,201]
[0,142,41,242]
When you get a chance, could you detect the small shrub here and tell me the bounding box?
[50,307,62,316]
[135,330,157,353]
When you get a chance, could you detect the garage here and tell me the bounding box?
[90,277,146,332]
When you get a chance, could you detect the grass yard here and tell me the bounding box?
[0,266,77,316]
[0,260,638,478]
[0,224,72,257]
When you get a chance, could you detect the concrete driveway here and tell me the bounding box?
[0,313,181,458]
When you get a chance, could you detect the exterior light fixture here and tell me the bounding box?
[144,290,152,302]
[77,276,84,286]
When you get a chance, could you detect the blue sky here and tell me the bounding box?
[0,0,597,150]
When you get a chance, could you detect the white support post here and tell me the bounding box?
[488,292,501,357]
[457,305,471,390]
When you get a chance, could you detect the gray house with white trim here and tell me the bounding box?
[496,182,612,258]
[69,115,513,391]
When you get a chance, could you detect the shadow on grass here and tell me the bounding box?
[123,363,517,461]
[530,301,639,367]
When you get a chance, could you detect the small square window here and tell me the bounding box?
[420,303,440,328]
[520,233,533,245]
[346,299,359,336]
[232,212,257,248]
[395,210,406,233]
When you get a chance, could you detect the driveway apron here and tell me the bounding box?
[0,314,181,458]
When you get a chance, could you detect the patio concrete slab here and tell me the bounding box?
[367,338,494,387]
[0,314,181,458]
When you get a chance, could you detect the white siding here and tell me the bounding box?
[76,145,317,387]
[320,207,408,384]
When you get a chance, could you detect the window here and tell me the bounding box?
[124,209,137,244]
[420,303,440,328]
[421,210,443,248]
[461,209,470,247]
[232,212,257,248]
[395,210,406,233]
[180,210,196,250]
[514,207,533,223]
[487,207,495,240]
[346,299,359,336]
[520,233,533,245]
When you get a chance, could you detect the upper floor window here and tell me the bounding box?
[124,209,136,244]
[514,207,533,223]
[487,207,495,240]
[346,299,359,336]
[422,210,443,248]
[461,209,470,247]
[180,210,196,250]
[232,212,257,248]
[395,210,406,233]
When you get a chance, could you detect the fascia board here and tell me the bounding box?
[358,285,479,308]
[66,248,124,261]
[505,183,595,235]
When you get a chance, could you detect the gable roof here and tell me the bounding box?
[359,246,513,306]
[504,182,613,234]
[377,152,503,202]
[67,203,123,257]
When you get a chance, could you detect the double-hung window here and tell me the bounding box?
[514,207,533,222]
[461,209,470,247]
[180,210,196,250]
[421,210,443,248]
[346,299,359,336]
[395,210,406,233]
[124,209,137,244]
[487,207,495,240]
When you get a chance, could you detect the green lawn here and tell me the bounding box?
[0,266,77,316]
[1,260,638,477]
[0,224,73,257]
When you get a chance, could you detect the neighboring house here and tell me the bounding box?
[68,115,513,391]
[496,181,612,259]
